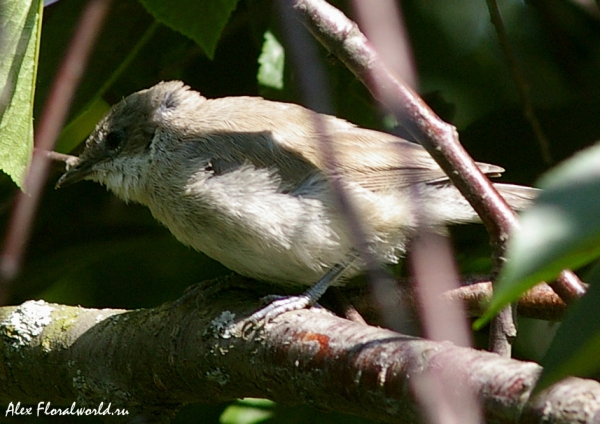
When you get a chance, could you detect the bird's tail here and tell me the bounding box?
[494,183,539,211]
[421,182,539,225]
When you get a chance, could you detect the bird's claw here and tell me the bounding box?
[242,294,319,333]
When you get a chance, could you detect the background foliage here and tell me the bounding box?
[2,0,600,422]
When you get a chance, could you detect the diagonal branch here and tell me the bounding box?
[289,0,586,356]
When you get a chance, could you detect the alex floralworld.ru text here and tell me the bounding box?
[5,401,129,417]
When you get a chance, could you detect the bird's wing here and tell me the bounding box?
[324,127,505,190]
[185,96,505,193]
[260,111,505,191]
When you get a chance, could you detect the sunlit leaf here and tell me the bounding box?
[0,0,43,188]
[257,31,284,90]
[220,398,275,424]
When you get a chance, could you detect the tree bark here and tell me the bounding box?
[1,278,599,423]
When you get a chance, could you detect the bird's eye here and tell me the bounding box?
[105,130,125,151]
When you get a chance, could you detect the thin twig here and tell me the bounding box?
[550,270,587,303]
[35,148,79,167]
[445,280,569,321]
[485,0,553,165]
[346,279,570,325]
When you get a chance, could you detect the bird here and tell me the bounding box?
[56,81,537,320]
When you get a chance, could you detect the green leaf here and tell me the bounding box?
[257,31,285,90]
[138,0,240,59]
[0,0,43,189]
[220,399,274,424]
[475,142,600,328]
[536,275,600,391]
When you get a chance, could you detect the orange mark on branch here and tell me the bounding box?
[299,331,332,357]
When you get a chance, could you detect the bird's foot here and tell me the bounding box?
[247,294,322,325]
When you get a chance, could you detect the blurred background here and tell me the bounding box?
[2,0,600,422]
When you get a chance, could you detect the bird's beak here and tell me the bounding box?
[55,158,95,189]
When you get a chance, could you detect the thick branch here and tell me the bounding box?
[1,280,599,423]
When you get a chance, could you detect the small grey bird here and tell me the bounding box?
[57,81,537,320]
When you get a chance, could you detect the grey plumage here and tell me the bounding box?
[57,81,538,287]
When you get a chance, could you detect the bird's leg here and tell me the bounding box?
[247,254,357,324]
